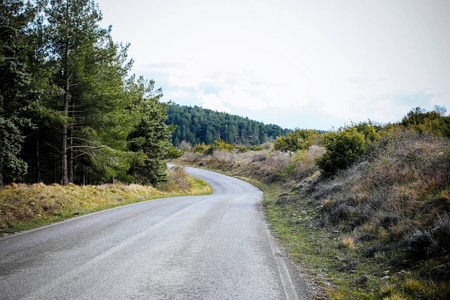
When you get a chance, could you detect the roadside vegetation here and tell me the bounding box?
[175,106,450,299]
[1,1,205,236]
[0,166,212,235]
[2,2,448,297]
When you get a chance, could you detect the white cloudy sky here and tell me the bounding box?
[97,0,450,130]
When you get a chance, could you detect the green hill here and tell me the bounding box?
[165,103,294,146]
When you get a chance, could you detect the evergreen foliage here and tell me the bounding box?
[166,103,292,146]
[1,0,171,186]
[0,0,36,186]
[315,127,366,178]
[126,78,172,185]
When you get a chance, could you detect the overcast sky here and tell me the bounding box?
[96,0,450,130]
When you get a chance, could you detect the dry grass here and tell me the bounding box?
[383,294,409,300]
[402,278,422,294]
[0,182,159,233]
[177,144,325,185]
[160,166,192,191]
[310,130,450,261]
[0,168,212,234]
[341,236,355,249]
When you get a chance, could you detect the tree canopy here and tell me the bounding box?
[0,0,171,186]
[0,0,37,186]
[166,103,292,147]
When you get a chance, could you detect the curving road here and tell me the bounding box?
[0,167,310,299]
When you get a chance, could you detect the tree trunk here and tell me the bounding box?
[69,141,73,183]
[69,101,74,183]
[54,160,57,183]
[62,125,68,185]
[36,129,40,182]
[61,18,70,186]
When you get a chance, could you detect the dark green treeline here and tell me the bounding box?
[166,103,292,146]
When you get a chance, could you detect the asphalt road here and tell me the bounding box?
[0,166,310,299]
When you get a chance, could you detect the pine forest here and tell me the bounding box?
[166,103,293,147]
[0,0,171,186]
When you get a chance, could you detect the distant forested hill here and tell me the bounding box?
[166,104,292,146]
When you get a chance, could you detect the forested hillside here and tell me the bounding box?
[0,0,170,186]
[166,103,293,146]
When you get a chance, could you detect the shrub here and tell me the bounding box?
[167,166,191,191]
[354,120,382,143]
[236,146,248,153]
[315,127,365,177]
[274,129,321,153]
[250,145,263,151]
[203,139,234,155]
[401,106,450,137]
[193,143,208,153]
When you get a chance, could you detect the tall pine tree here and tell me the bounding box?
[0,0,36,186]
[127,77,171,185]
[39,0,139,184]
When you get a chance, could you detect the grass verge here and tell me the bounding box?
[0,174,212,235]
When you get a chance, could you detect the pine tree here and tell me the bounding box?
[127,77,172,185]
[0,0,36,186]
[39,0,137,184]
